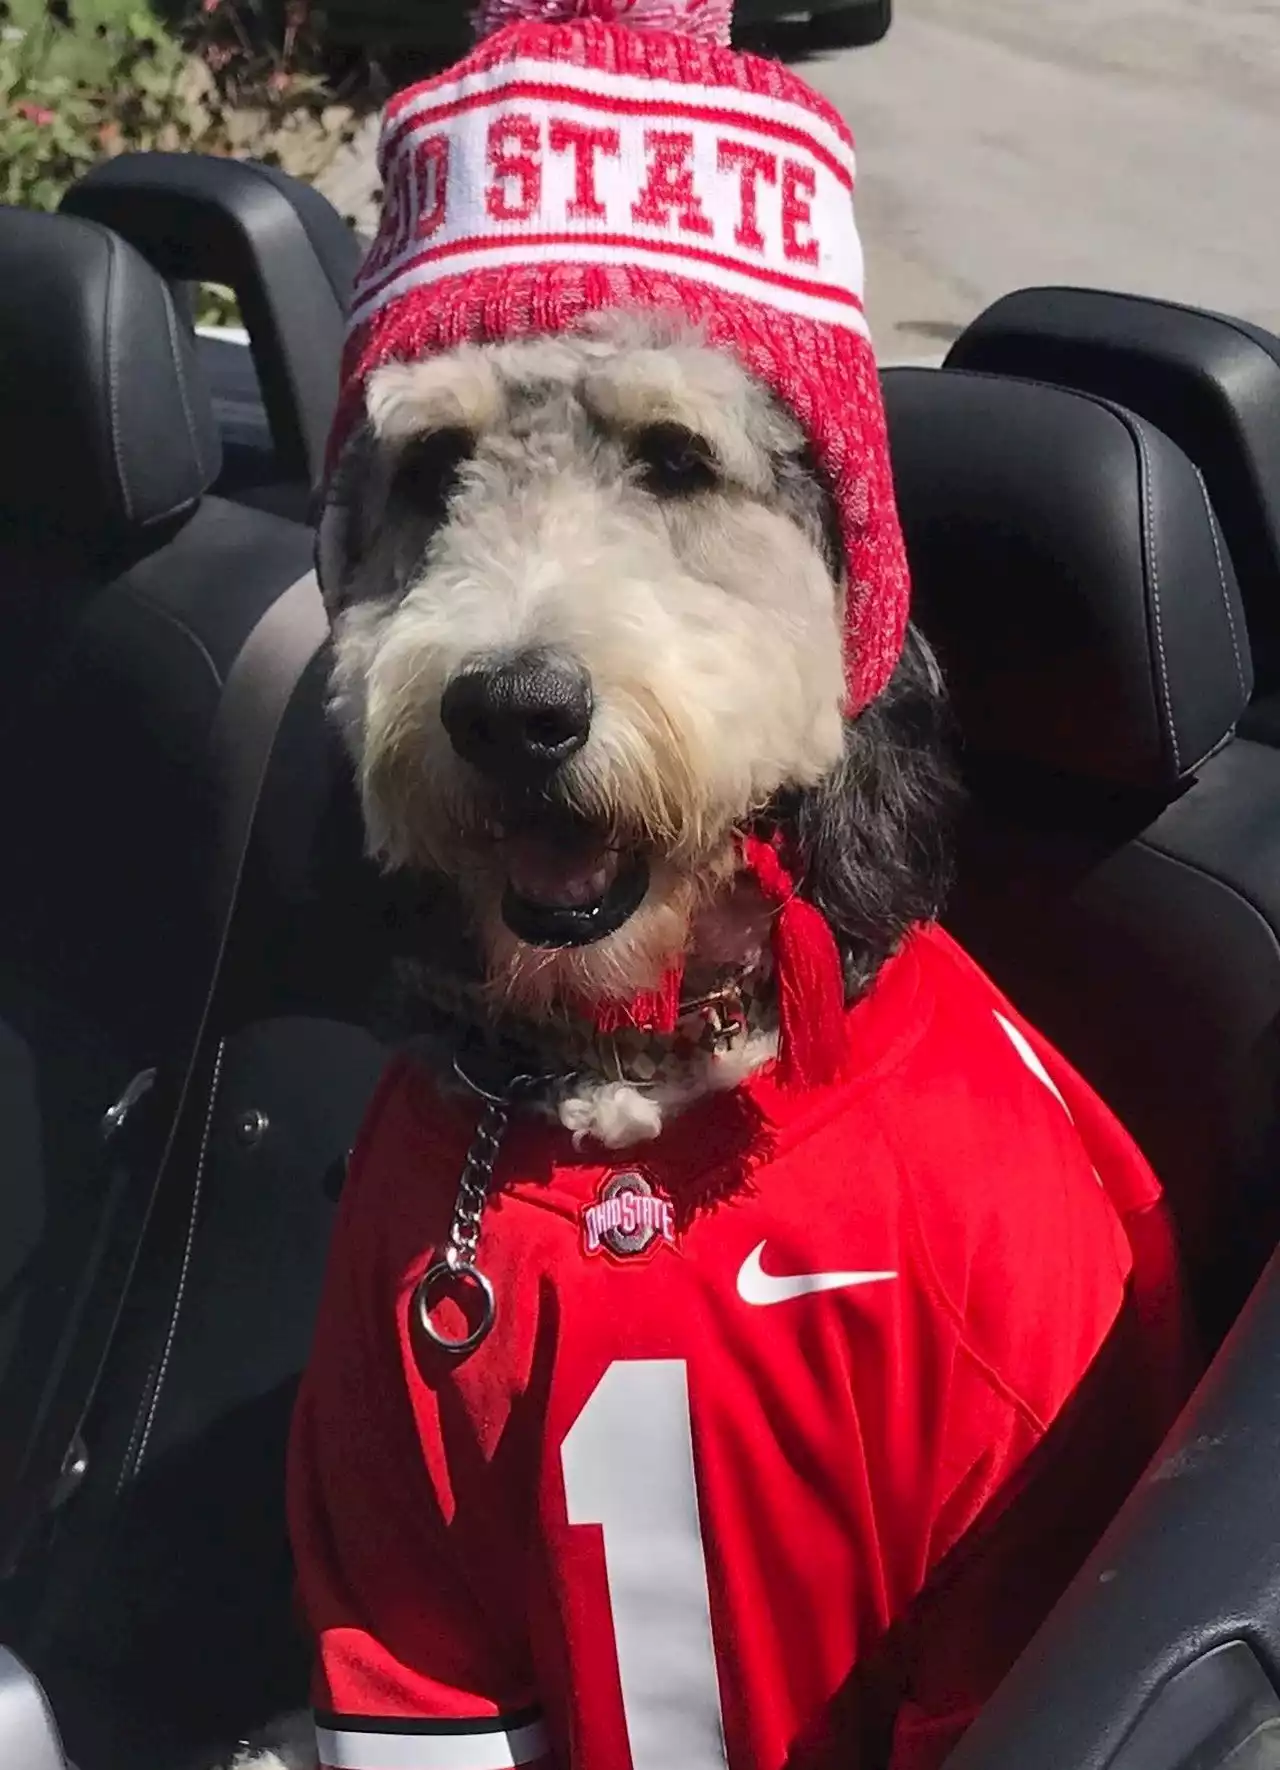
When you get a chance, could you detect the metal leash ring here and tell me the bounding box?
[411,1066,560,1360]
[414,1256,497,1357]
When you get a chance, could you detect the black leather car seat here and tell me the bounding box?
[8,659,393,1770]
[10,318,1280,1770]
[885,364,1280,1335]
[29,361,1280,1770]
[13,338,1279,1769]
[945,286,1280,740]
[62,151,363,520]
[0,205,317,1605]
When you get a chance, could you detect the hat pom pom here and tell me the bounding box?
[473,0,733,45]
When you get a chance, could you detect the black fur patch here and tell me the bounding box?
[767,422,845,579]
[769,625,959,999]
[320,421,473,612]
[631,422,719,497]
[387,425,474,529]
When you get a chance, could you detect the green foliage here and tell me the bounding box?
[197,280,241,328]
[0,3,194,211]
[0,0,361,321]
[1,0,359,209]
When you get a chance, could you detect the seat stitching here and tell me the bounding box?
[160,280,207,482]
[1130,418,1180,775]
[133,1038,226,1476]
[119,579,224,694]
[115,1348,159,1497]
[1191,461,1247,700]
[103,234,133,525]
[896,366,1208,776]
[1136,832,1280,968]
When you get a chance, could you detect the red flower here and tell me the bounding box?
[16,101,55,125]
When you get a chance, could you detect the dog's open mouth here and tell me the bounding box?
[499,830,650,948]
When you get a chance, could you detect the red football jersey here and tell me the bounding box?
[289,925,1186,1770]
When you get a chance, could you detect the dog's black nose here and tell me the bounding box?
[441,651,593,778]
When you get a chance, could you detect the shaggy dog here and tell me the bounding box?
[222,8,1190,1769]
[221,313,1185,1770]
[319,311,953,1147]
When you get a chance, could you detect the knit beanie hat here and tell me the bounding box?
[329,0,908,715]
[327,0,912,1085]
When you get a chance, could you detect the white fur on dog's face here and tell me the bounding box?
[325,312,846,1014]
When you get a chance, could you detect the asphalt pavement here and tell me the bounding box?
[795,0,1280,357]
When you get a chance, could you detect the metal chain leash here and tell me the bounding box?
[412,1061,556,1358]
[443,1093,509,1272]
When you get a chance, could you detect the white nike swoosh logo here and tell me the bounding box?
[736,1241,898,1306]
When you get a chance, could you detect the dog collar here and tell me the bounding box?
[395,960,773,1103]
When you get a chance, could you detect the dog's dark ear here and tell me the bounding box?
[788,626,958,995]
[761,387,845,581]
[315,423,377,616]
[792,440,845,580]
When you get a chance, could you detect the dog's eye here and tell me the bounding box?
[631,423,718,497]
[389,426,474,522]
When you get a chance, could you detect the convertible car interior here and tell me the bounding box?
[4,152,1280,1770]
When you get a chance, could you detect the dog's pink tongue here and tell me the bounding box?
[505,836,620,908]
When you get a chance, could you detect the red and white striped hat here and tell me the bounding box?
[330,0,910,717]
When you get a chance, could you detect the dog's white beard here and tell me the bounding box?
[556,1021,780,1147]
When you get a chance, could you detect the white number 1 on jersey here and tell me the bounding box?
[561,1360,731,1770]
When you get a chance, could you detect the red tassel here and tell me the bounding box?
[740,832,846,1090]
[583,964,684,1036]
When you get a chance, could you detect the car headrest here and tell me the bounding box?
[946,287,1280,687]
[0,207,220,546]
[883,367,1252,793]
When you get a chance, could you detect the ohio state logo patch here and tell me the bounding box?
[582,1170,677,1261]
